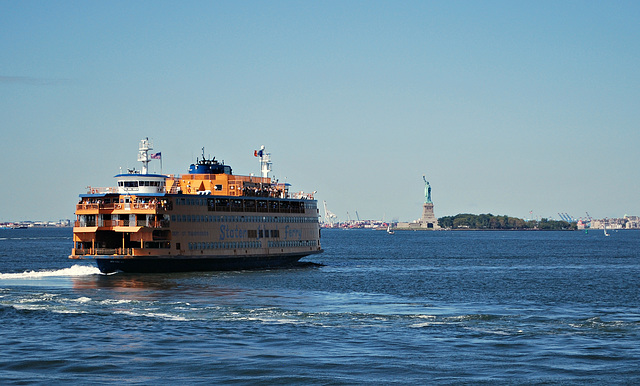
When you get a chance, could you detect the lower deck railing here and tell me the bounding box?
[73,248,133,256]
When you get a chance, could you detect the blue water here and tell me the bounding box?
[1,228,639,384]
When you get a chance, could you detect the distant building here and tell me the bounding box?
[624,216,640,229]
[587,216,639,230]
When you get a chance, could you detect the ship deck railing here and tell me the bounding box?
[74,220,170,228]
[77,201,172,211]
[85,187,119,194]
[73,248,133,256]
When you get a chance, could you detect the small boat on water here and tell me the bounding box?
[70,139,323,273]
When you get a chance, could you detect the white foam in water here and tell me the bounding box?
[0,264,101,279]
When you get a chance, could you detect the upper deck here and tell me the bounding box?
[83,139,314,201]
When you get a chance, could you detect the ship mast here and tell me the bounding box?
[137,138,153,174]
[257,145,272,179]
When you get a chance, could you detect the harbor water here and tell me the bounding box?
[1,227,639,384]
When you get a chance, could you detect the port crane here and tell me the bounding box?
[323,201,337,226]
[557,213,575,222]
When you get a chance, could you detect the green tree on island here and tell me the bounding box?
[437,214,576,230]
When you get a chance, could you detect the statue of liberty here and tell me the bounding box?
[423,175,432,204]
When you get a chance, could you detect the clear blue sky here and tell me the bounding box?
[1,1,638,222]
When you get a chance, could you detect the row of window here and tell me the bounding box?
[171,215,317,223]
[247,229,280,238]
[144,241,170,249]
[118,181,166,187]
[267,240,318,248]
[174,197,317,210]
[188,241,262,250]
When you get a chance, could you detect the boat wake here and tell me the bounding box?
[0,265,101,279]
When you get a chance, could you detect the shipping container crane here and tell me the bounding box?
[323,201,337,226]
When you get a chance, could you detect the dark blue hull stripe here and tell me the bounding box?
[93,251,322,273]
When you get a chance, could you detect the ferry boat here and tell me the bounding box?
[70,138,323,273]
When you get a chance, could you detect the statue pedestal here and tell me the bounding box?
[420,203,439,229]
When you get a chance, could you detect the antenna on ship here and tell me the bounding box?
[254,145,272,179]
[138,138,153,174]
[137,137,162,175]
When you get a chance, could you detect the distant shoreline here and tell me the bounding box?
[391,228,598,232]
[0,225,72,229]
